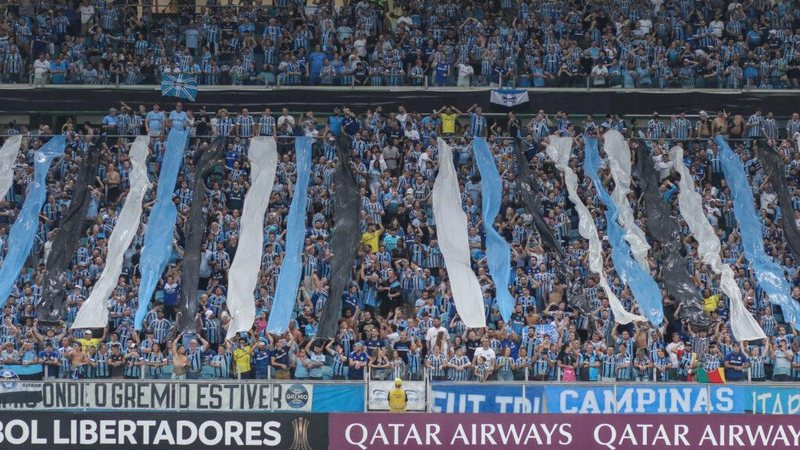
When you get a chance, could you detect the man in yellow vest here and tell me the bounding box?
[388,378,407,412]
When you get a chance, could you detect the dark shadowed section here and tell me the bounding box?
[634,141,710,330]
[318,132,360,339]
[178,137,227,333]
[37,145,100,324]
[513,138,593,324]
[760,144,800,264]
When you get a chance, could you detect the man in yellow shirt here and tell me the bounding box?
[388,378,408,412]
[75,328,105,350]
[233,337,252,378]
[435,105,463,135]
[360,222,384,252]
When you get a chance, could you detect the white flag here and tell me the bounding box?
[490,89,530,107]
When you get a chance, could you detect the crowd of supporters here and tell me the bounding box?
[1,101,800,384]
[3,0,800,88]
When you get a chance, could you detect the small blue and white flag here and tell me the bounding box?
[161,73,198,102]
[490,89,530,107]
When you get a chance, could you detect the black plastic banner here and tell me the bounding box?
[634,142,710,329]
[177,137,226,333]
[760,144,800,263]
[318,133,360,338]
[36,145,100,323]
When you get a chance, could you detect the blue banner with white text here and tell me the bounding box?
[544,384,748,414]
[430,383,544,413]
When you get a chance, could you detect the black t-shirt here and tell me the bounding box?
[393,340,411,363]
[466,339,481,361]
[364,338,385,356]
[109,354,124,377]
[271,346,290,367]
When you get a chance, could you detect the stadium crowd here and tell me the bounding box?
[2,0,800,88]
[1,102,800,384]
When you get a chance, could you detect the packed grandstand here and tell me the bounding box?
[2,0,800,88]
[0,101,799,384]
[0,0,800,390]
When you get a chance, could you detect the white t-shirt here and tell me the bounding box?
[591,65,608,84]
[709,20,724,37]
[354,39,367,57]
[277,114,295,128]
[425,326,448,349]
[457,63,474,80]
[33,59,50,75]
[474,347,496,366]
[79,5,95,24]
[638,19,652,34]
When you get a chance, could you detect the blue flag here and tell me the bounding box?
[584,137,664,326]
[0,136,65,308]
[161,74,198,102]
[717,136,800,329]
[267,136,314,335]
[134,130,188,330]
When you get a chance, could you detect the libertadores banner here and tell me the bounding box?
[0,411,328,450]
[329,413,800,450]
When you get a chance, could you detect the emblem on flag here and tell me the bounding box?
[490,89,530,107]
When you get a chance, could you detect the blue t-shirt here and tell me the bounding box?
[724,351,749,381]
[146,110,165,133]
[309,51,326,74]
[102,115,117,127]
[348,351,368,379]
[169,110,188,131]
[328,115,344,136]
[253,349,271,371]
[435,63,450,83]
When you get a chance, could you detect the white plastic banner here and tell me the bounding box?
[225,136,278,339]
[73,136,150,329]
[0,135,21,200]
[604,130,651,269]
[669,145,765,341]
[432,138,486,328]
[546,136,645,324]
[367,380,426,411]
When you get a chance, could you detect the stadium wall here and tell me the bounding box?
[3,379,799,415]
[0,87,798,116]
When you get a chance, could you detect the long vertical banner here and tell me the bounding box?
[635,142,710,331]
[513,140,593,318]
[604,131,650,269]
[472,138,514,322]
[546,136,645,325]
[36,144,100,322]
[669,144,764,341]
[760,145,800,263]
[134,130,188,330]
[226,137,278,339]
[0,135,22,200]
[432,138,486,328]
[267,136,313,334]
[318,133,360,338]
[73,137,150,329]
[584,136,663,326]
[177,138,227,333]
[0,135,65,308]
[716,136,800,329]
